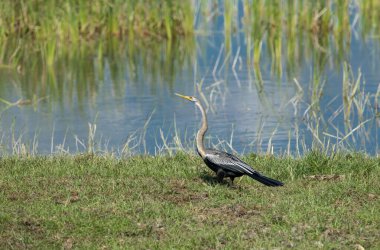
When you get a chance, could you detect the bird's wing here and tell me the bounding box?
[204,150,257,175]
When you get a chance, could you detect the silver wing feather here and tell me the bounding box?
[204,149,257,175]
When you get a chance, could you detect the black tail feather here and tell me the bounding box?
[248,172,284,186]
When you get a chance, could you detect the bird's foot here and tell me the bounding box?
[228,181,240,189]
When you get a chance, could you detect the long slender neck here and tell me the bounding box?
[195,101,208,158]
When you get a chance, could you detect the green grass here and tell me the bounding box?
[0,152,379,249]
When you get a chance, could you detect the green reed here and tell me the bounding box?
[0,1,193,42]
[360,0,380,40]
[0,0,194,71]
[242,0,357,79]
[2,1,380,72]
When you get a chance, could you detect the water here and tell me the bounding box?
[0,2,379,155]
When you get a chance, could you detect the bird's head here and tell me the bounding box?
[175,93,198,103]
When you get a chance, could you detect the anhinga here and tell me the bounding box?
[175,93,283,186]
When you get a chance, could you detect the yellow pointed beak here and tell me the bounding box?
[175,93,192,101]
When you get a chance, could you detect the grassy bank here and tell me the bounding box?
[0,152,379,248]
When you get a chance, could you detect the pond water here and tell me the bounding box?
[0,2,379,155]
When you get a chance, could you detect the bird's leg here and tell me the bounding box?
[230,177,235,184]
[216,169,225,183]
[228,177,238,188]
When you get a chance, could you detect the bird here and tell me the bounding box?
[175,93,283,186]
